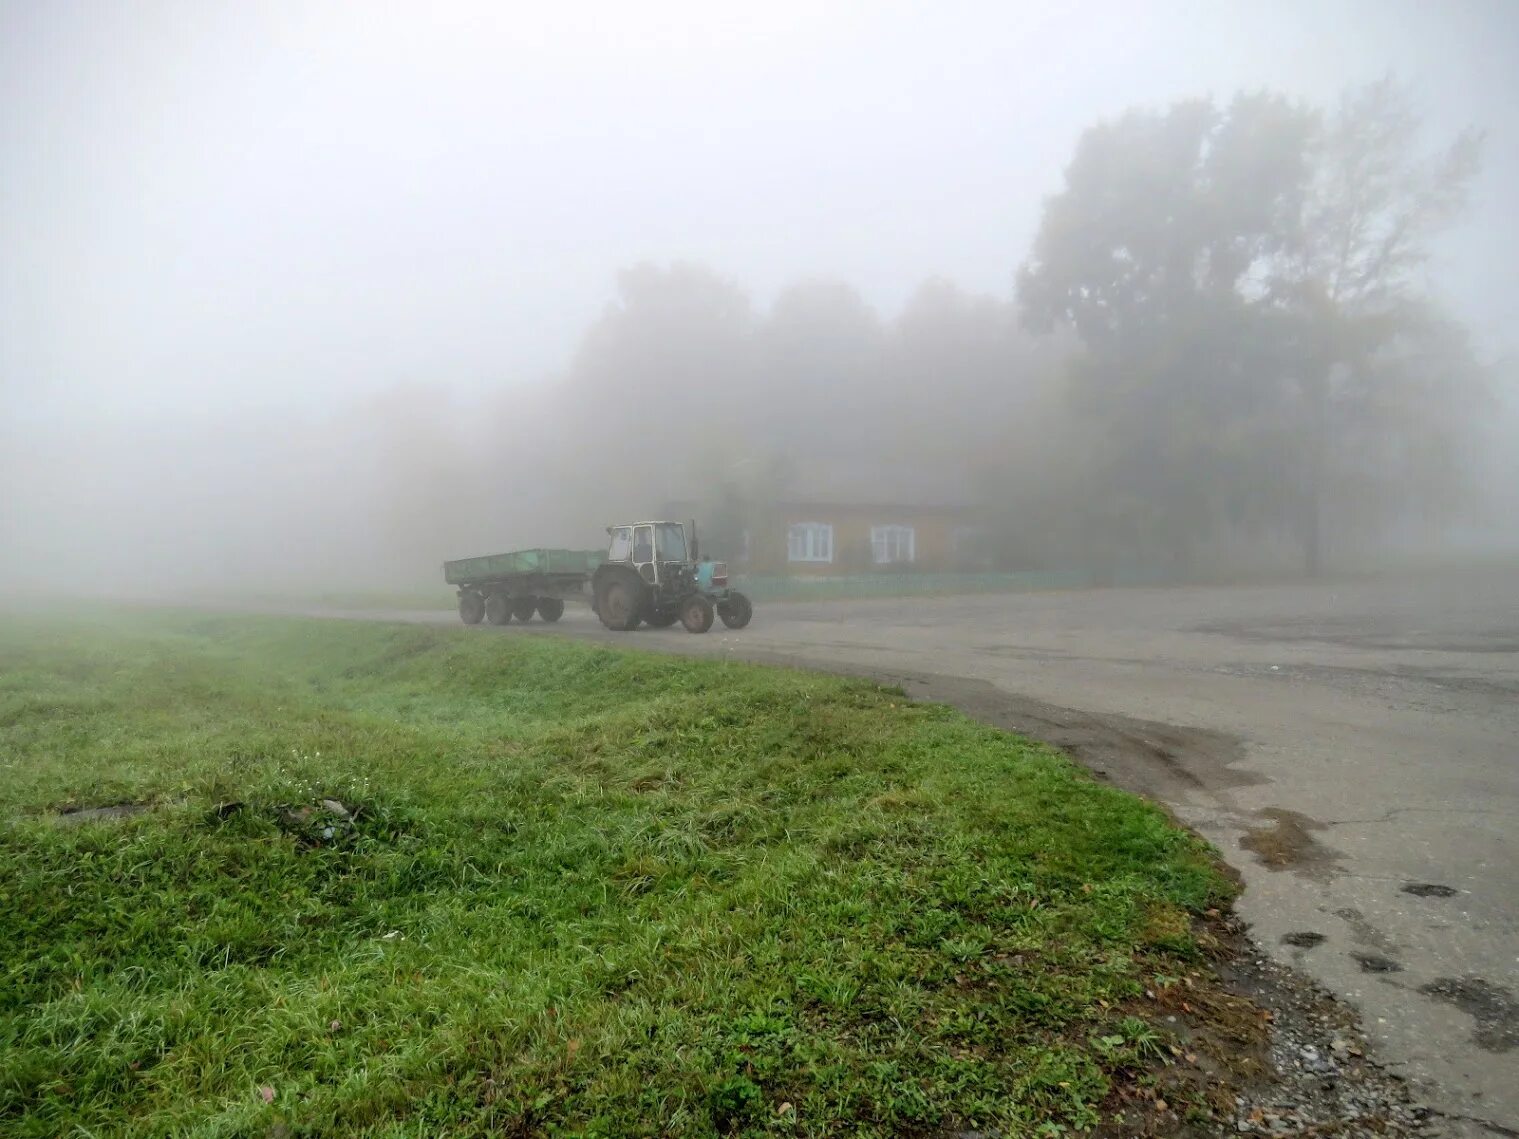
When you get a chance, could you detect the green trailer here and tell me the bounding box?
[443,548,605,626]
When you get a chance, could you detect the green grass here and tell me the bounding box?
[0,611,1230,1138]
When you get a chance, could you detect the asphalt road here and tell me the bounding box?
[361,570,1518,1136]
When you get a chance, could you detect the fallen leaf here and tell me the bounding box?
[1155,1099,1168,1112]
[259,1086,275,1104]
[567,1038,582,1060]
[329,1019,342,1032]
[777,1102,794,1116]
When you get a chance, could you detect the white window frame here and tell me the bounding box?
[870,524,916,565]
[787,522,834,564]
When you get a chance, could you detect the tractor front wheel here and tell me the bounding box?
[484,593,513,625]
[680,594,715,634]
[717,591,753,630]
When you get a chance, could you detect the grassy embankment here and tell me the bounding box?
[0,611,1231,1137]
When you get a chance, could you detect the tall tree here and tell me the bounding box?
[1265,79,1485,571]
[1019,81,1487,574]
[560,262,755,519]
[1019,93,1314,572]
[752,278,886,465]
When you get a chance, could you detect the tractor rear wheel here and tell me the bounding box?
[512,598,538,623]
[537,597,564,623]
[484,593,513,625]
[597,575,644,631]
[718,591,753,630]
[458,592,485,625]
[680,594,715,634]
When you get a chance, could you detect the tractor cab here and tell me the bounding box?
[604,521,697,591]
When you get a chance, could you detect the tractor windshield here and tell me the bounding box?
[655,523,688,562]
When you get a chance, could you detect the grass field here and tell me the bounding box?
[0,610,1231,1137]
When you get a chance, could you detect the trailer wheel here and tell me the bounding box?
[536,598,565,622]
[512,598,538,623]
[458,592,486,625]
[717,591,753,630]
[680,594,715,634]
[484,593,513,625]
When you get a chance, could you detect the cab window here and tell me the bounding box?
[655,522,687,562]
[632,525,654,563]
[607,527,632,561]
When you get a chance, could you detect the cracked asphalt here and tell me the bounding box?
[328,568,1518,1136]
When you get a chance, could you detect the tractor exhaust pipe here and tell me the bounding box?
[688,518,699,562]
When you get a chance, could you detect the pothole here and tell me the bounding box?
[1351,953,1402,974]
[1401,882,1458,899]
[1419,977,1519,1053]
[1282,931,1326,949]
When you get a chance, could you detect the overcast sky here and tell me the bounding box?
[3,0,1516,429]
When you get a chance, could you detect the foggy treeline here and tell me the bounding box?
[2,77,1511,598]
[397,79,1506,588]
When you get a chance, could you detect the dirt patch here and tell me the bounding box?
[1239,808,1344,881]
[727,654,1266,808]
[1084,910,1432,1138]
[1352,953,1403,975]
[1419,978,1519,1054]
[50,802,152,826]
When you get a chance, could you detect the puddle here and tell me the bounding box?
[1401,882,1458,899]
[1239,808,1344,880]
[1419,977,1519,1053]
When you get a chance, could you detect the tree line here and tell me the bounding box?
[380,78,1493,582]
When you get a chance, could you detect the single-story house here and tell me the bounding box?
[667,462,984,575]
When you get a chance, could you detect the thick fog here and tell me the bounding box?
[3,0,1517,597]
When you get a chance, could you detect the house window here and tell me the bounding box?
[871,524,915,565]
[787,522,834,564]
